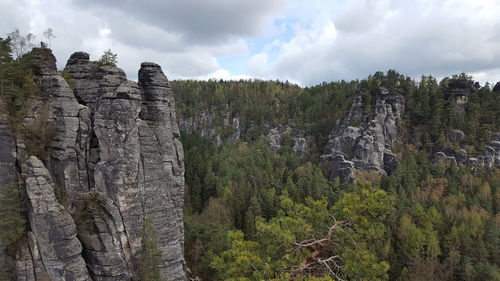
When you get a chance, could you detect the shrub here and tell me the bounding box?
[0,183,27,245]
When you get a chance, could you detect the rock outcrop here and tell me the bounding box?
[446,78,474,112]
[1,48,186,281]
[24,156,91,281]
[493,82,500,92]
[432,131,500,169]
[266,124,308,157]
[321,87,405,180]
[178,111,240,145]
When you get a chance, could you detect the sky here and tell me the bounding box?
[2,0,500,86]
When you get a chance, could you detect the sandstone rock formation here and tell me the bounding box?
[432,131,500,169]
[321,87,405,180]
[178,111,240,145]
[266,124,307,157]
[23,156,91,281]
[0,48,186,281]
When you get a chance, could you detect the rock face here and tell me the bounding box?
[266,125,308,157]
[493,82,500,92]
[24,156,91,281]
[432,131,500,169]
[321,87,405,180]
[0,49,186,281]
[446,78,474,112]
[178,111,240,145]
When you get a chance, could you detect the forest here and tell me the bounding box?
[0,30,499,280]
[175,72,500,281]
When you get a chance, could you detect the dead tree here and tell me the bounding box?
[287,218,350,281]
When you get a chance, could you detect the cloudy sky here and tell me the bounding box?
[2,0,500,86]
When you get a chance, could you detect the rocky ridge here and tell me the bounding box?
[0,48,186,281]
[178,111,309,157]
[432,131,500,169]
[320,87,404,180]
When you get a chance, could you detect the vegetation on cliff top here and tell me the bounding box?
[180,71,499,280]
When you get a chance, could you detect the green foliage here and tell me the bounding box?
[98,49,118,67]
[22,109,57,161]
[333,182,394,281]
[179,70,500,281]
[0,33,38,132]
[6,28,35,59]
[211,194,343,280]
[211,230,266,281]
[405,74,499,150]
[61,71,75,88]
[0,30,57,161]
[0,183,27,245]
[138,217,162,281]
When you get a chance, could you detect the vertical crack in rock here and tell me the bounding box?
[137,62,185,280]
[24,156,91,281]
[5,49,186,281]
[93,80,143,276]
[29,48,92,209]
[66,54,186,280]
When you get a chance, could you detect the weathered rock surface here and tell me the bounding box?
[266,124,308,157]
[446,78,474,112]
[24,156,91,281]
[432,130,500,169]
[321,87,405,180]
[493,82,500,92]
[74,192,131,281]
[64,52,127,111]
[137,62,185,280]
[1,49,187,281]
[68,57,186,280]
[178,111,241,145]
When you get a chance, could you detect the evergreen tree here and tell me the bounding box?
[0,183,27,245]
[99,49,118,66]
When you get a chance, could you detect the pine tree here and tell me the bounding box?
[0,183,27,244]
[99,49,118,67]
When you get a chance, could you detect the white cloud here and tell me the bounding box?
[2,0,500,85]
[186,68,252,81]
[0,0,281,80]
[470,68,500,87]
[247,0,500,85]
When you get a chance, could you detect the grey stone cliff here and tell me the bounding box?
[178,111,241,145]
[266,124,308,157]
[0,48,186,281]
[321,87,405,180]
[24,156,91,281]
[432,131,500,169]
